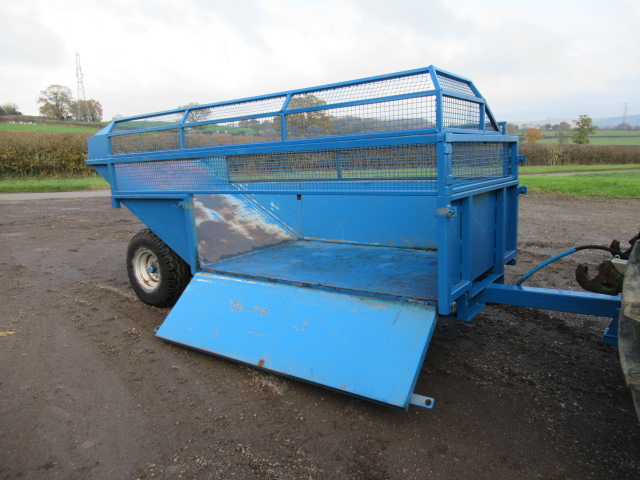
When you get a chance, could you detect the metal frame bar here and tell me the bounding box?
[485,283,621,318]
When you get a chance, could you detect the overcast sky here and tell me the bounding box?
[2,0,639,123]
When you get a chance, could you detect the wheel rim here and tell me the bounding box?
[132,247,161,293]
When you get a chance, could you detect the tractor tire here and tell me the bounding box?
[126,229,191,308]
[618,241,640,421]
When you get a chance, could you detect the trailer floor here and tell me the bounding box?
[205,240,438,302]
[1,194,639,480]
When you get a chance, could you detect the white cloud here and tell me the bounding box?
[1,0,639,122]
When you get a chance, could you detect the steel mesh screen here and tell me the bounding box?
[228,144,436,183]
[112,112,185,132]
[451,143,511,186]
[115,157,229,191]
[184,117,280,148]
[113,144,438,193]
[436,74,475,97]
[186,97,286,123]
[485,115,499,131]
[288,73,434,107]
[287,97,436,139]
[111,130,181,154]
[442,97,481,129]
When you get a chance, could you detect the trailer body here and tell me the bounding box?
[88,66,620,409]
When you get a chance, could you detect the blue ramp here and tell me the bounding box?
[156,273,437,409]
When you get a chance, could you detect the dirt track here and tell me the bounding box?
[1,194,639,479]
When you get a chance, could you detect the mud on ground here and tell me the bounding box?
[0,194,639,479]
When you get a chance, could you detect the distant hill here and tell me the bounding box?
[594,115,640,129]
[514,115,640,129]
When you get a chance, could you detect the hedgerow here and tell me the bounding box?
[0,131,93,177]
[519,143,640,166]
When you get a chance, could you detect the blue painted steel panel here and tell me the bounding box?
[121,198,195,270]
[300,195,438,249]
[156,273,438,409]
[248,193,304,235]
[206,240,438,302]
[87,133,110,160]
[468,192,495,278]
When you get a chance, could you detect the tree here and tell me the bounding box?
[286,94,332,137]
[558,121,571,131]
[71,99,103,121]
[506,123,519,134]
[558,130,569,144]
[38,85,73,120]
[179,102,209,123]
[524,128,544,143]
[572,114,597,144]
[0,103,21,115]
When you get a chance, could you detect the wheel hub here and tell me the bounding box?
[133,247,161,292]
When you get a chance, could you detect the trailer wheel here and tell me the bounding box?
[127,229,191,308]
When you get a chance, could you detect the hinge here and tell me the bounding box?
[409,393,435,409]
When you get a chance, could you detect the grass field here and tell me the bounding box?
[0,176,109,193]
[0,123,102,134]
[520,164,640,174]
[535,129,640,146]
[521,171,640,198]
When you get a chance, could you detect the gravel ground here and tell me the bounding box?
[0,193,639,480]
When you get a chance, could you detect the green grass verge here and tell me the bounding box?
[520,164,640,174]
[521,172,640,198]
[0,123,102,133]
[0,176,109,193]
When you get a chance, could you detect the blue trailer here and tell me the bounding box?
[88,66,623,410]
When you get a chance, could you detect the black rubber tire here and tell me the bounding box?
[126,229,191,308]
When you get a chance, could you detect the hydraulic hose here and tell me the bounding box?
[515,245,625,286]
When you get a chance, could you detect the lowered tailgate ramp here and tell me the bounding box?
[157,272,437,409]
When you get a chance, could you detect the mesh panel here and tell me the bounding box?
[115,157,229,191]
[228,144,436,183]
[451,143,511,186]
[484,114,499,131]
[184,117,280,148]
[287,97,436,139]
[442,97,481,129]
[436,74,475,97]
[111,130,181,154]
[113,145,438,193]
[288,72,433,107]
[112,112,185,132]
[186,97,286,123]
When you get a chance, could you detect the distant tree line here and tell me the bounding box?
[0,103,22,116]
[511,114,603,145]
[37,85,103,122]
[1,85,104,122]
